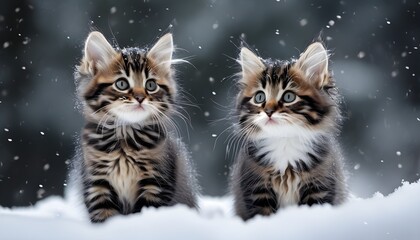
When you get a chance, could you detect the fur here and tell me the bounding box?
[69,31,198,223]
[230,42,348,220]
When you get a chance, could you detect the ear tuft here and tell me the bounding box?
[84,31,116,74]
[239,47,265,83]
[147,33,173,72]
[296,42,330,87]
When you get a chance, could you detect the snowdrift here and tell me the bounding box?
[1,181,419,240]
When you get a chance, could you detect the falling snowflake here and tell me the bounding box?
[22,37,30,45]
[299,19,308,27]
[391,71,398,77]
[37,189,45,199]
[279,40,286,46]
[357,51,365,59]
[43,164,50,171]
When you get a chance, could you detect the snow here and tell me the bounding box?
[1,181,419,240]
[299,18,308,26]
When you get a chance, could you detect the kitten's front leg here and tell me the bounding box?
[299,178,336,206]
[236,166,278,220]
[83,179,122,223]
[133,176,174,212]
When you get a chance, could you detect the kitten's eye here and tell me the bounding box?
[282,91,296,103]
[145,79,158,92]
[254,91,266,104]
[115,78,130,91]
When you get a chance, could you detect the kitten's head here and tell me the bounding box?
[75,31,176,126]
[236,42,340,139]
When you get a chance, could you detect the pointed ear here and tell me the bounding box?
[239,47,265,84]
[147,33,173,73]
[296,42,330,88]
[83,31,116,74]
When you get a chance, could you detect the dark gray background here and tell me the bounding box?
[0,0,419,207]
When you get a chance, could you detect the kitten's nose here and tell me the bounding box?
[134,96,145,104]
[265,109,275,117]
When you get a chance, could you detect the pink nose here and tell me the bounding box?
[135,96,145,103]
[265,109,275,117]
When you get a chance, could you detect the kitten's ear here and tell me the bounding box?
[296,42,330,88]
[148,33,173,73]
[240,47,265,84]
[83,31,116,74]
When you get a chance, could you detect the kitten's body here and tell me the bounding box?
[230,44,347,220]
[70,32,197,222]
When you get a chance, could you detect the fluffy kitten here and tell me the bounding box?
[230,42,347,220]
[71,31,198,222]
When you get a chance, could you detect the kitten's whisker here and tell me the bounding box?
[210,98,231,111]
[147,104,183,138]
[212,124,237,151]
[90,105,110,116]
[150,100,193,131]
[177,90,200,109]
[225,121,257,161]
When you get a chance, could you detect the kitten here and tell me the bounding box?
[230,42,347,220]
[71,31,198,223]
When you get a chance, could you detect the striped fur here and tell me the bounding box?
[71,32,197,223]
[230,42,347,220]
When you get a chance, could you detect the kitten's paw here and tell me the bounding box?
[90,209,119,223]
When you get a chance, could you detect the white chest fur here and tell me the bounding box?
[271,169,302,207]
[256,136,314,174]
[255,137,315,207]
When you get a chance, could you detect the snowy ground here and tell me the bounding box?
[1,181,419,240]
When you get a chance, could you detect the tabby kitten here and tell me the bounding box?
[230,42,347,220]
[72,31,197,223]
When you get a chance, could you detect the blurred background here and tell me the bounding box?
[0,0,419,207]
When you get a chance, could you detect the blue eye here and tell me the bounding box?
[115,78,130,91]
[145,79,158,92]
[282,91,296,103]
[254,91,266,104]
